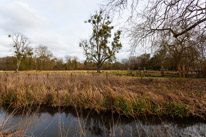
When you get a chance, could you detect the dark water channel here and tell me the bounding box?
[0,107,206,137]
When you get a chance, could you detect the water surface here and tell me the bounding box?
[0,107,206,137]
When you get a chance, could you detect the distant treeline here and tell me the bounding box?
[0,56,125,71]
[0,50,205,74]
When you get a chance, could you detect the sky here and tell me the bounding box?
[0,0,132,62]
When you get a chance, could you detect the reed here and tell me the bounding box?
[0,72,205,119]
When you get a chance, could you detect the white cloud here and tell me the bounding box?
[30,33,85,60]
[0,35,12,46]
[0,35,13,57]
[0,1,50,33]
[0,0,130,61]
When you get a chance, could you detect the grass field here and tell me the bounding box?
[0,70,179,80]
[0,69,200,78]
[0,71,205,120]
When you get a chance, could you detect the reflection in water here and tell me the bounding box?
[0,106,206,137]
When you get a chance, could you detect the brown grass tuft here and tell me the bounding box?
[0,72,205,119]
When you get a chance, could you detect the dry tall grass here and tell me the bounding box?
[0,72,205,119]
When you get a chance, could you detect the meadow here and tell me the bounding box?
[0,70,205,120]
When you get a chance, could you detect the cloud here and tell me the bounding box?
[0,0,130,61]
[30,33,85,60]
[0,35,13,57]
[0,1,50,33]
[0,35,12,46]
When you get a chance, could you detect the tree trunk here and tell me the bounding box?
[16,64,19,72]
[202,63,206,76]
[182,63,186,78]
[160,65,164,77]
[97,65,101,73]
[16,59,21,73]
[177,64,182,78]
[97,63,101,73]
[177,63,186,78]
[185,64,190,77]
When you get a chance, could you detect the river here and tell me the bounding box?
[0,107,205,137]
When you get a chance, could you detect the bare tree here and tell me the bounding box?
[106,0,206,45]
[79,10,122,73]
[34,45,53,70]
[197,31,206,71]
[106,0,138,12]
[65,56,72,70]
[156,31,200,77]
[8,33,33,72]
[132,0,205,46]
[35,45,53,59]
[106,0,206,77]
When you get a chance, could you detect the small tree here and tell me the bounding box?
[8,33,33,72]
[79,10,122,73]
[34,45,53,70]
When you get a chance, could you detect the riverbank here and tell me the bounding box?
[0,72,205,119]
